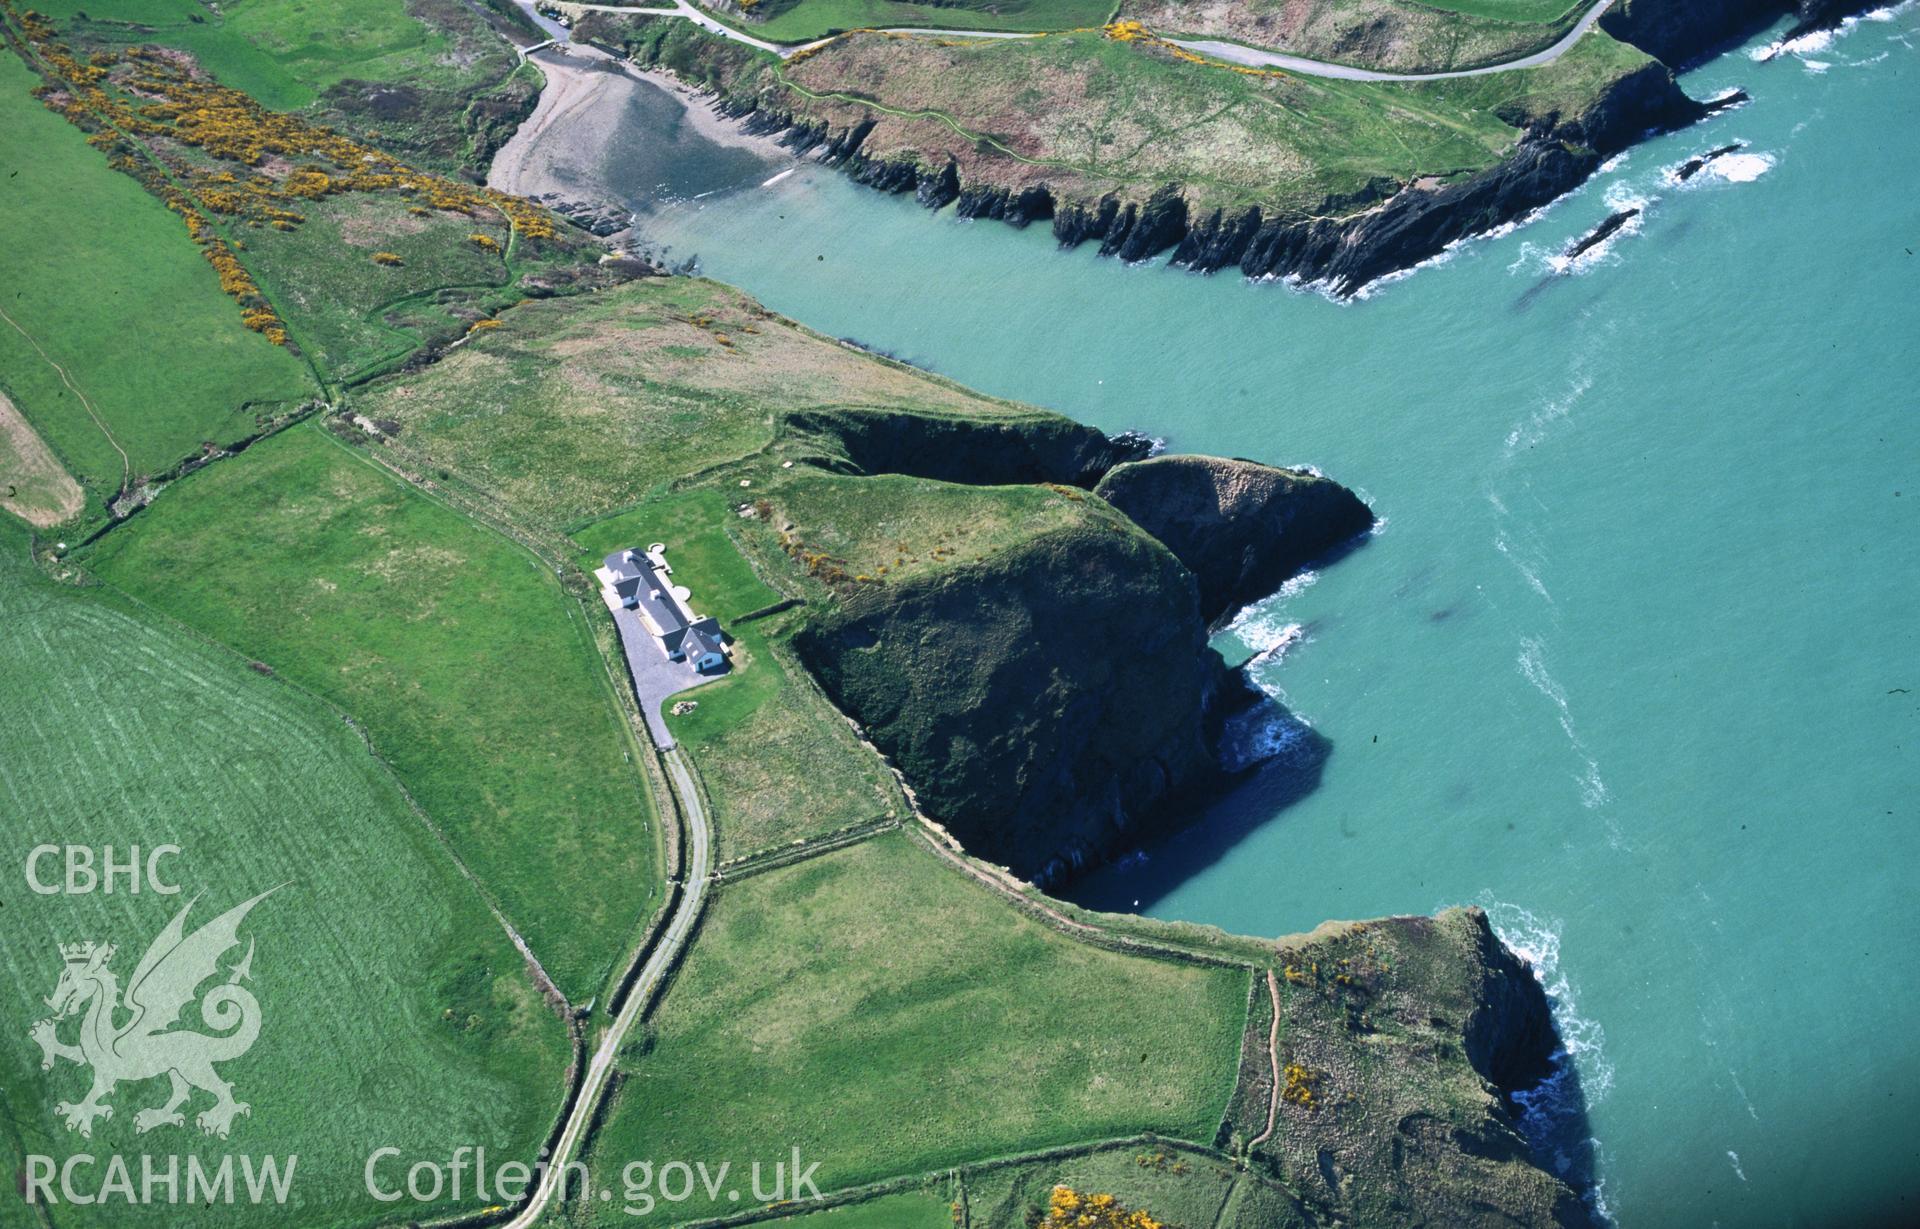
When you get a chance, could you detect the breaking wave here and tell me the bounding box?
[1218,702,1318,774]
[1516,636,1615,813]
[1753,0,1915,61]
[1705,151,1777,183]
[1480,897,1616,1223]
[1502,369,1593,458]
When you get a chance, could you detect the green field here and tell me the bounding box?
[0,50,317,509]
[576,489,901,861]
[1119,0,1587,72]
[716,0,1116,43]
[768,1190,955,1229]
[81,425,661,1000]
[722,0,1580,44]
[0,519,568,1229]
[353,277,1038,528]
[237,193,520,381]
[33,0,500,110]
[1418,0,1579,20]
[770,470,1114,585]
[584,831,1247,1224]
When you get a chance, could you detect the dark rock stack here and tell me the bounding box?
[1095,455,1375,625]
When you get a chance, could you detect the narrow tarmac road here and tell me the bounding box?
[1169,0,1619,82]
[543,0,1619,78]
[502,747,712,1228]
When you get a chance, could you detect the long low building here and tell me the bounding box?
[596,545,728,674]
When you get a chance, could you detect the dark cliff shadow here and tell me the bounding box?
[1510,1025,1604,1222]
[1063,691,1331,914]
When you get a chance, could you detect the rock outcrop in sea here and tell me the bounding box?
[1095,455,1375,625]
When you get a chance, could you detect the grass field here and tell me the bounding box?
[355,278,1034,529]
[583,831,1248,1224]
[237,192,519,381]
[81,425,661,1001]
[768,1191,955,1229]
[1419,0,1579,20]
[576,489,900,861]
[32,0,496,110]
[0,518,569,1229]
[0,50,317,509]
[718,0,1115,43]
[1118,0,1586,72]
[770,470,1113,586]
[770,25,1598,212]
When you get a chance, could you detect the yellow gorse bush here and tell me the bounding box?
[6,0,567,348]
[1040,1187,1165,1229]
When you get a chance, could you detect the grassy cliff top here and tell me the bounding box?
[690,0,1585,71]
[355,276,1094,527]
[595,15,1656,217]
[1118,0,1591,73]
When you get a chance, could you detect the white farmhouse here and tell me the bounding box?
[595,546,728,674]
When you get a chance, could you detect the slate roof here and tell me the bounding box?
[603,549,689,640]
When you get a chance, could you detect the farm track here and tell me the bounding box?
[0,302,129,494]
[1247,971,1282,1150]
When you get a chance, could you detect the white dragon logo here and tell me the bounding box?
[29,888,278,1139]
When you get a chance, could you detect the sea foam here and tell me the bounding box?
[1707,152,1777,183]
[1479,898,1617,1222]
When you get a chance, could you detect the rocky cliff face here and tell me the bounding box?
[1602,0,1879,67]
[792,56,1698,296]
[1095,455,1375,625]
[585,10,1731,295]
[794,522,1227,880]
[584,0,1873,296]
[779,406,1148,489]
[921,57,1697,296]
[783,416,1364,881]
[1238,908,1594,1228]
[1163,58,1702,293]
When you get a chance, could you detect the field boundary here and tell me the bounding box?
[713,814,901,880]
[1246,971,1283,1150]
[669,1132,1231,1229]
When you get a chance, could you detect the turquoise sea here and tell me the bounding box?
[616,11,1918,1225]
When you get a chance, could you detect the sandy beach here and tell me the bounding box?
[488,43,795,218]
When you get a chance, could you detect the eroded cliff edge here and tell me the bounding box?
[574,0,1876,294]
[783,411,1372,883]
[1224,907,1594,1228]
